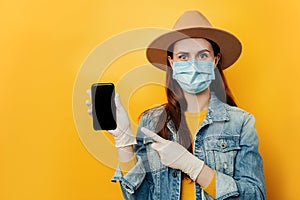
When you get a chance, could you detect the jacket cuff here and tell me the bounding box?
[215,171,239,199]
[111,155,146,194]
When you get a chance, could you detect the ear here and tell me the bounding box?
[167,56,173,67]
[214,53,221,68]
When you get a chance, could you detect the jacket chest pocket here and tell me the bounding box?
[145,143,167,173]
[203,136,240,176]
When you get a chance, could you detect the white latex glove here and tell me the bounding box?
[141,127,204,181]
[86,89,93,116]
[86,89,136,148]
[108,93,136,148]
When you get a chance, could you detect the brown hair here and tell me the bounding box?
[156,64,192,150]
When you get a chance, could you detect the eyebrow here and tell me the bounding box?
[175,49,211,55]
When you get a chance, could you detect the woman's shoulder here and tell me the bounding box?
[141,105,166,117]
[222,103,255,123]
[223,103,249,114]
[211,93,254,120]
[139,105,166,129]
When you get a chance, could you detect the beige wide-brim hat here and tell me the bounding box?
[146,10,242,70]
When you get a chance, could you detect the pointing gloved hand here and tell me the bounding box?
[86,90,136,148]
[141,127,204,181]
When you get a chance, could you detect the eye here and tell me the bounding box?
[199,53,209,59]
[178,54,188,61]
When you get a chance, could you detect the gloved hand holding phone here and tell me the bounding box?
[86,88,136,148]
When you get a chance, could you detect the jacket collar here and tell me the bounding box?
[207,92,230,121]
[198,92,229,130]
[144,92,230,143]
[168,92,229,133]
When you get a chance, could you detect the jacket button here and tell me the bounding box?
[223,162,228,170]
[221,141,227,148]
[172,171,177,177]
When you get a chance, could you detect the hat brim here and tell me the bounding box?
[146,27,242,70]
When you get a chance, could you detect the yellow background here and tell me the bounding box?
[1,0,300,199]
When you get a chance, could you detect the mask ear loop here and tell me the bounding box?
[213,53,222,68]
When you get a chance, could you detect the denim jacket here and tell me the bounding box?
[112,93,266,200]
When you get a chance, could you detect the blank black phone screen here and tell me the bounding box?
[91,83,117,130]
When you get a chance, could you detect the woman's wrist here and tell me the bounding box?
[196,164,215,188]
[117,145,135,162]
[114,128,137,148]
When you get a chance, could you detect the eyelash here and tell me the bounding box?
[178,55,188,60]
[199,53,209,59]
[177,53,209,60]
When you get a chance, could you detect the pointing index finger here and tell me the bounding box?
[141,127,165,143]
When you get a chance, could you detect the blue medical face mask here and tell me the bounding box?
[172,60,215,94]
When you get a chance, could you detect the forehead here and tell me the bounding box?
[173,38,212,52]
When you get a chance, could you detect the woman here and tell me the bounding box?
[87,10,266,199]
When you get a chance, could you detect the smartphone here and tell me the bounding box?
[91,83,117,130]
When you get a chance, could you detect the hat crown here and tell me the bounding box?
[173,10,212,30]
